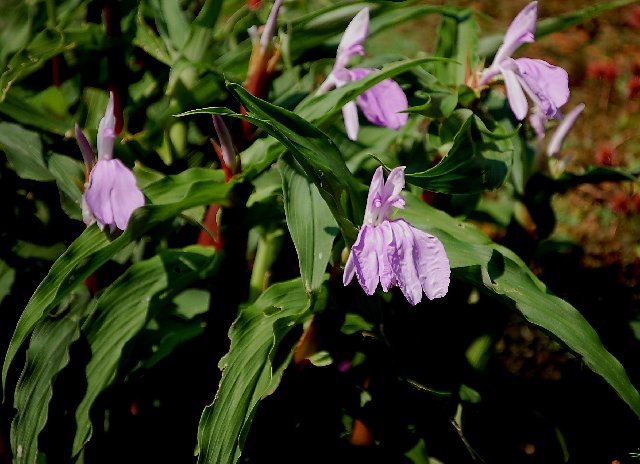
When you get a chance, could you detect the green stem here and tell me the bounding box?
[249,230,282,302]
[45,0,56,29]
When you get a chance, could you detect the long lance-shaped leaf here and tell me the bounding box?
[280,154,339,293]
[185,57,440,181]
[196,278,315,464]
[72,247,221,455]
[478,0,639,58]
[11,288,91,464]
[178,90,362,242]
[398,194,640,417]
[2,169,233,392]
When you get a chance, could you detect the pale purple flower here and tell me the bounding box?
[480,2,569,123]
[343,167,450,305]
[77,92,145,232]
[546,103,584,158]
[319,8,408,140]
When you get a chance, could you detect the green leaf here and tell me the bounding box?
[405,111,513,193]
[241,58,440,179]
[196,279,314,464]
[478,0,639,58]
[280,154,339,293]
[398,195,640,417]
[0,29,70,101]
[72,247,220,455]
[433,8,478,86]
[0,259,15,306]
[178,86,363,242]
[0,122,54,181]
[0,90,72,135]
[2,169,233,392]
[11,287,92,464]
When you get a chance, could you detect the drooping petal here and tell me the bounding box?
[75,124,96,170]
[97,92,116,160]
[515,58,569,118]
[395,219,450,300]
[342,100,360,141]
[349,68,409,131]
[375,221,395,292]
[336,8,369,69]
[493,1,538,65]
[109,159,145,231]
[502,67,529,120]
[83,159,144,232]
[81,194,96,227]
[349,225,380,295]
[389,220,423,305]
[84,160,117,230]
[546,103,585,158]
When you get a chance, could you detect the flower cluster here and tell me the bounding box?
[344,167,450,305]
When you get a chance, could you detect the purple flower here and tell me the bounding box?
[77,92,145,232]
[319,8,408,140]
[343,167,450,305]
[480,2,569,122]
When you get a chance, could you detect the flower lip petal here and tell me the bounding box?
[515,58,569,118]
[353,69,408,131]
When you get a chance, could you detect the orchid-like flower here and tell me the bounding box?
[319,8,408,140]
[76,92,144,232]
[212,115,238,177]
[479,2,569,124]
[343,167,450,305]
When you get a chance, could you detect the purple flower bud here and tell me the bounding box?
[80,92,144,232]
[260,0,283,55]
[212,115,237,173]
[344,167,450,305]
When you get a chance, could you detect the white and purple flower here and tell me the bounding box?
[343,166,450,305]
[479,2,569,128]
[319,8,408,140]
[76,92,144,232]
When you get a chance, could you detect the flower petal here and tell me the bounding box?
[109,159,145,230]
[546,103,585,158]
[97,92,116,160]
[350,225,380,295]
[389,220,423,305]
[364,166,386,223]
[515,58,569,118]
[351,68,408,130]
[342,100,360,141]
[493,1,538,65]
[397,219,450,300]
[84,160,116,230]
[336,8,369,69]
[502,67,529,120]
[376,221,395,292]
